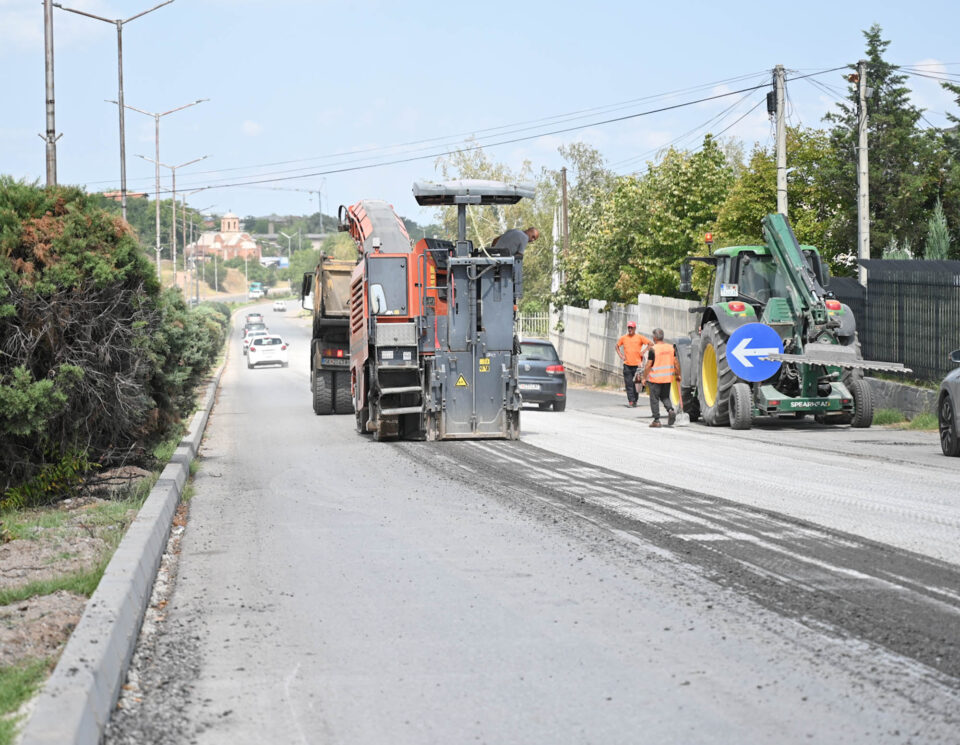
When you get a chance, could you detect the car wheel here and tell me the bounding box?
[553,399,566,412]
[538,402,551,411]
[940,393,960,457]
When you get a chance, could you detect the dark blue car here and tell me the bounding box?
[517,338,567,412]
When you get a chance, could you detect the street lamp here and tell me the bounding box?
[53,0,175,221]
[279,230,294,257]
[113,98,208,279]
[137,154,209,286]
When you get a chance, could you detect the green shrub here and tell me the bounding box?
[0,450,95,511]
[872,408,906,425]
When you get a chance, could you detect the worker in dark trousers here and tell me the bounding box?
[615,321,652,407]
[639,328,681,427]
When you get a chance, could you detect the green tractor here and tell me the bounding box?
[676,213,907,430]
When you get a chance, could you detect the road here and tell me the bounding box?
[104,304,960,745]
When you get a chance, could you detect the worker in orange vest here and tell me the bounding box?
[616,320,652,407]
[639,328,681,427]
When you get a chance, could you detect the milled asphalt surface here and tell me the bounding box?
[102,305,960,744]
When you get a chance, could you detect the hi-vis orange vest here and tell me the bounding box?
[648,342,677,384]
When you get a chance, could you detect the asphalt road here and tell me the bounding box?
[105,304,960,744]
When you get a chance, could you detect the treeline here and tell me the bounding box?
[432,25,960,311]
[0,178,229,506]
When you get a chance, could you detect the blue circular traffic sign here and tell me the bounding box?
[726,323,783,382]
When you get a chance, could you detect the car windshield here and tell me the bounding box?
[253,337,283,346]
[519,342,558,362]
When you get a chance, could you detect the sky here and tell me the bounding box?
[2,0,958,227]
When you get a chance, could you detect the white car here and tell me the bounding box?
[243,329,269,355]
[247,335,289,368]
[248,289,264,300]
[272,300,287,312]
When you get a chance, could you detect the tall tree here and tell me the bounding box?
[821,25,940,261]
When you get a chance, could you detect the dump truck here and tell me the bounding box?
[676,213,908,429]
[341,180,533,441]
[300,255,355,415]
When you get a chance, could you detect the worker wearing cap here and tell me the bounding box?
[615,321,652,407]
[639,328,681,427]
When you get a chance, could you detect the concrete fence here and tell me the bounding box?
[550,294,698,387]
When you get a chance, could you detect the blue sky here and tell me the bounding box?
[2,0,958,225]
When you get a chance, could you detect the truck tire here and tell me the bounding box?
[313,370,333,415]
[681,386,700,422]
[729,382,753,430]
[850,377,873,428]
[698,321,734,427]
[334,372,353,414]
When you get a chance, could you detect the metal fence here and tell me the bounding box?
[853,260,960,381]
[516,312,550,339]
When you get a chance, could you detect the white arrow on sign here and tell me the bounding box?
[731,337,780,368]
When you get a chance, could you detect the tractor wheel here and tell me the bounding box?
[334,372,353,414]
[681,386,700,422]
[729,382,753,430]
[939,393,960,457]
[697,321,734,427]
[850,377,873,428]
[313,370,333,415]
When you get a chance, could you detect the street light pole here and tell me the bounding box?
[279,230,293,257]
[117,98,208,280]
[53,0,174,221]
[137,154,209,287]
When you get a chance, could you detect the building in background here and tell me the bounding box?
[186,211,260,262]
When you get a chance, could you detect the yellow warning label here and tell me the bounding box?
[455,374,469,387]
[478,357,490,373]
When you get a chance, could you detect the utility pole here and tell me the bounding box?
[137,154,209,287]
[560,166,570,260]
[118,98,208,280]
[42,0,60,185]
[855,59,870,284]
[54,0,175,222]
[774,64,788,216]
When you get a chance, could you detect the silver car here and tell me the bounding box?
[939,349,960,457]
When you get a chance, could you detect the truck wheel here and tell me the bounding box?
[333,372,353,414]
[698,321,734,427]
[729,382,753,430]
[313,370,333,415]
[681,386,700,422]
[850,377,873,428]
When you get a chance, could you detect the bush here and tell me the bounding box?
[0,178,228,497]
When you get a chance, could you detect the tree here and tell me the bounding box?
[821,25,941,262]
[925,199,951,259]
[578,135,733,301]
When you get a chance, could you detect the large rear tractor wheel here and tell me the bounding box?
[312,370,333,415]
[333,372,353,414]
[940,393,960,457]
[729,382,753,430]
[697,322,734,427]
[850,377,873,428]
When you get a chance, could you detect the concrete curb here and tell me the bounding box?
[865,376,938,418]
[18,360,226,745]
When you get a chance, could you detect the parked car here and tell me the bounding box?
[247,336,289,368]
[272,300,287,312]
[243,329,269,355]
[938,349,960,457]
[517,338,567,411]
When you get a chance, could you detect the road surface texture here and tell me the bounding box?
[104,305,960,744]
